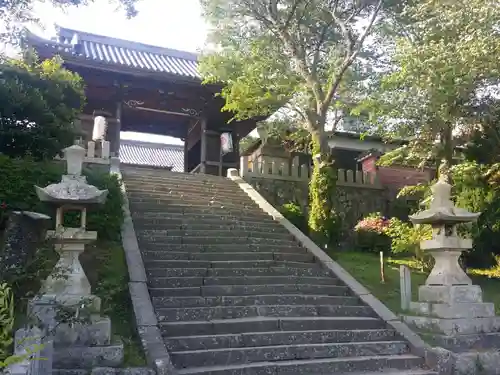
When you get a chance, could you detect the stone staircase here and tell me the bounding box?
[121,166,435,375]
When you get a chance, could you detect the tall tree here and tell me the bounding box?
[1,0,139,45]
[365,0,500,180]
[199,0,395,244]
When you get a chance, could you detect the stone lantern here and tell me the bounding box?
[29,145,121,364]
[404,176,500,353]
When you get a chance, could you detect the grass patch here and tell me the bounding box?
[334,251,500,315]
[81,241,146,366]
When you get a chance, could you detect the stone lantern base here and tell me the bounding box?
[26,228,124,369]
[403,281,500,352]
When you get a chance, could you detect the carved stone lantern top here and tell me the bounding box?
[64,144,86,176]
[34,144,108,206]
[34,176,108,206]
[409,177,480,226]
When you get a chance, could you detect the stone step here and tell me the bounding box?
[156,304,375,322]
[125,186,250,202]
[122,167,232,178]
[126,192,257,206]
[143,260,318,270]
[139,243,306,254]
[129,205,269,220]
[146,266,331,279]
[133,222,290,234]
[165,329,396,351]
[142,252,313,264]
[138,229,294,241]
[122,170,234,184]
[152,294,361,308]
[128,191,255,203]
[138,235,298,246]
[124,181,243,195]
[131,213,277,225]
[149,284,351,298]
[127,198,261,212]
[52,370,88,375]
[149,275,339,288]
[170,340,409,368]
[123,176,239,189]
[160,317,386,336]
[53,343,123,369]
[175,355,426,375]
[139,244,306,254]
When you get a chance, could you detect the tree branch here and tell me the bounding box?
[284,0,301,29]
[322,0,383,116]
[277,27,325,111]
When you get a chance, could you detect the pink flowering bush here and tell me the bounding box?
[354,213,391,253]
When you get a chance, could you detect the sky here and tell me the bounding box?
[29,0,216,145]
[31,0,208,53]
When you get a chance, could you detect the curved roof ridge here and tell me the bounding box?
[57,25,199,62]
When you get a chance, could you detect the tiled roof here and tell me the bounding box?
[119,140,184,172]
[26,26,200,79]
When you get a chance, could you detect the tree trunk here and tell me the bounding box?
[439,125,454,182]
[307,124,340,249]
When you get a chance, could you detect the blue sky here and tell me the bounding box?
[31,0,212,145]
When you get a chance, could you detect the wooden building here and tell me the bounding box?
[25,26,258,175]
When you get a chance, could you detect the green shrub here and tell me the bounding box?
[0,155,63,213]
[385,218,433,271]
[281,202,308,233]
[354,213,391,253]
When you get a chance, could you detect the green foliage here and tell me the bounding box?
[0,155,63,212]
[257,119,312,154]
[354,231,390,254]
[0,54,86,160]
[280,202,308,234]
[363,0,500,174]
[0,283,14,361]
[354,211,433,270]
[448,162,500,268]
[385,218,433,271]
[85,172,124,241]
[199,0,387,151]
[239,135,258,154]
